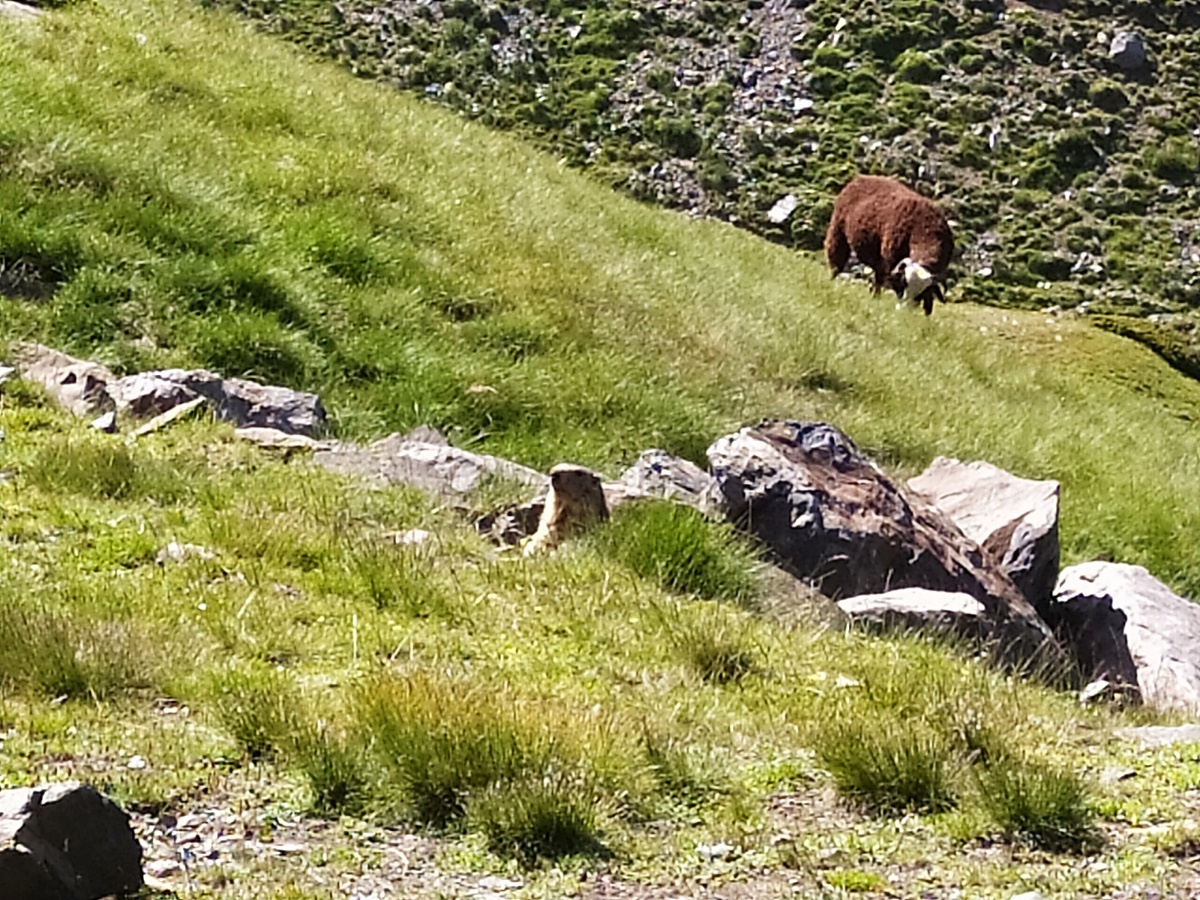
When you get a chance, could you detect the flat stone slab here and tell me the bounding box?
[1114,724,1200,748]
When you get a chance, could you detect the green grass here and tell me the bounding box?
[814,715,958,815]
[590,501,762,602]
[0,0,1198,894]
[973,754,1098,852]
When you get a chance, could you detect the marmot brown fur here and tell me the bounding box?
[523,464,609,556]
[824,175,954,315]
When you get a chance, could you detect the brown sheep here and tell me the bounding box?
[823,175,954,315]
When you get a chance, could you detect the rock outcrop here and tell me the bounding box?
[110,369,326,437]
[0,782,143,900]
[1049,562,1200,714]
[6,343,327,437]
[312,429,549,496]
[9,343,115,418]
[907,457,1060,610]
[707,420,1059,666]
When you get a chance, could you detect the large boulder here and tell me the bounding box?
[707,420,1058,664]
[907,456,1060,610]
[1049,562,1200,714]
[0,782,143,900]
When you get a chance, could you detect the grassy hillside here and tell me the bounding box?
[2,0,1200,589]
[206,0,1200,334]
[2,2,1200,897]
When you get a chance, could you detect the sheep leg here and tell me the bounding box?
[824,225,851,276]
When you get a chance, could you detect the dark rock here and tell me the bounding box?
[0,845,69,900]
[0,782,143,900]
[9,343,115,417]
[1050,562,1200,714]
[476,500,545,546]
[907,457,1060,610]
[707,420,1059,667]
[1109,31,1147,70]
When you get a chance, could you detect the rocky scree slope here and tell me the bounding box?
[204,0,1200,373]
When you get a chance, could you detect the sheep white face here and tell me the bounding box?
[895,258,934,302]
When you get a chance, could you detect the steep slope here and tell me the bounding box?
[208,0,1200,367]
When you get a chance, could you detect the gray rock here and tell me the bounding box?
[1050,562,1200,713]
[707,420,1059,668]
[89,411,118,434]
[313,432,548,496]
[7,346,326,437]
[907,457,1060,610]
[0,1,43,19]
[108,372,199,418]
[1114,724,1200,748]
[9,343,115,417]
[766,193,799,224]
[0,782,143,900]
[234,427,330,451]
[616,449,713,509]
[1109,31,1147,70]
[839,588,987,637]
[112,370,326,437]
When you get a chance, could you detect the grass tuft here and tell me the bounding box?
[814,715,957,815]
[590,501,760,602]
[972,755,1098,852]
[212,667,300,762]
[669,609,760,685]
[466,774,606,866]
[0,598,160,699]
[26,436,201,503]
[343,536,453,618]
[294,723,370,817]
[358,673,573,829]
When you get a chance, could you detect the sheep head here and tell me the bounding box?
[890,258,942,314]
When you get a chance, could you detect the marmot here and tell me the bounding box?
[523,464,609,556]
